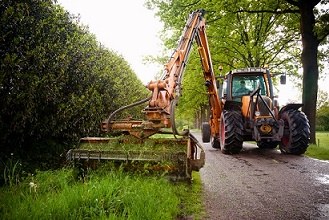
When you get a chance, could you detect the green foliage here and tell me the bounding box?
[145,0,308,121]
[317,89,329,109]
[146,0,302,72]
[147,0,329,144]
[174,172,206,220]
[0,168,183,220]
[176,49,209,123]
[1,156,22,187]
[0,0,149,172]
[316,104,329,131]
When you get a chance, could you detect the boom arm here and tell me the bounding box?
[103,10,221,139]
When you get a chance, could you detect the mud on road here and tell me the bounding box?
[193,133,329,220]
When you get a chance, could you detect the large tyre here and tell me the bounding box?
[219,110,243,154]
[279,109,310,155]
[201,122,211,143]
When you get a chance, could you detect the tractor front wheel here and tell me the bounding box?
[219,110,243,154]
[201,122,211,143]
[279,109,310,155]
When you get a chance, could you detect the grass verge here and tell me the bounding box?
[304,132,329,160]
[0,165,205,220]
[175,171,205,220]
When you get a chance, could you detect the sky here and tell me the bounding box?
[56,0,328,104]
[57,0,163,84]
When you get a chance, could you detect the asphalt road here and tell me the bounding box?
[192,133,329,220]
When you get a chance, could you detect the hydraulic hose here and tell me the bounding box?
[170,98,189,137]
[106,95,152,132]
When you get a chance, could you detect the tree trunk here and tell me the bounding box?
[299,1,320,144]
[194,111,200,129]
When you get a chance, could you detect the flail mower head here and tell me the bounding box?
[67,134,205,180]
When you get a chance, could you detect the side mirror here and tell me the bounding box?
[280,74,286,84]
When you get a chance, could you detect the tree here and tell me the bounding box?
[146,0,302,127]
[146,0,329,143]
[146,0,300,72]
[0,0,149,163]
[283,0,329,143]
[317,90,329,109]
[316,104,329,131]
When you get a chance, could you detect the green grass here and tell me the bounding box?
[4,131,327,220]
[174,172,205,220]
[0,165,204,220]
[78,135,187,152]
[304,132,329,160]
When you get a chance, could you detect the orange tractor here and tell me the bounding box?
[67,10,310,179]
[201,67,310,155]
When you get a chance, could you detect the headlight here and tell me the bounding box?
[255,111,260,117]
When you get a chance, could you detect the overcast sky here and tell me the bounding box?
[56,0,328,103]
[57,0,163,84]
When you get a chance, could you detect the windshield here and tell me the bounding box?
[232,75,267,97]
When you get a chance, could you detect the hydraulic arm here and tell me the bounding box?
[67,10,221,179]
[102,9,222,139]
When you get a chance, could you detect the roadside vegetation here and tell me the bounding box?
[0,1,205,219]
[1,133,205,219]
[306,104,329,160]
[1,0,328,219]
[304,132,329,160]
[0,165,204,220]
[0,0,150,183]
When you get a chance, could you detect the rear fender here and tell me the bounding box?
[279,103,304,116]
[223,100,242,111]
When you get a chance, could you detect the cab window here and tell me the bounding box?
[232,75,267,97]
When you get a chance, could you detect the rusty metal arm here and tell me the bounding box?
[145,9,222,134]
[145,10,205,114]
[194,12,222,138]
[104,9,222,139]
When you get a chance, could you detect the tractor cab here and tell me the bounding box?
[221,67,274,102]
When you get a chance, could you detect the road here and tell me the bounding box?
[193,133,329,220]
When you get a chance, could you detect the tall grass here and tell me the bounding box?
[1,156,22,187]
[0,166,181,220]
[304,132,329,160]
[174,172,205,219]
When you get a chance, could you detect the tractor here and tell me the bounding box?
[202,67,310,155]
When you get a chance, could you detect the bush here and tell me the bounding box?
[316,105,329,131]
[0,0,149,174]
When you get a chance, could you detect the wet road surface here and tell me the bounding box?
[193,133,329,220]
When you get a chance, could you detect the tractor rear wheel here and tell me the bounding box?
[279,109,310,155]
[219,110,243,154]
[201,122,211,143]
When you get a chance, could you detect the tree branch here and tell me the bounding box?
[234,9,300,14]
[177,0,201,8]
[285,0,299,7]
[317,30,329,43]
